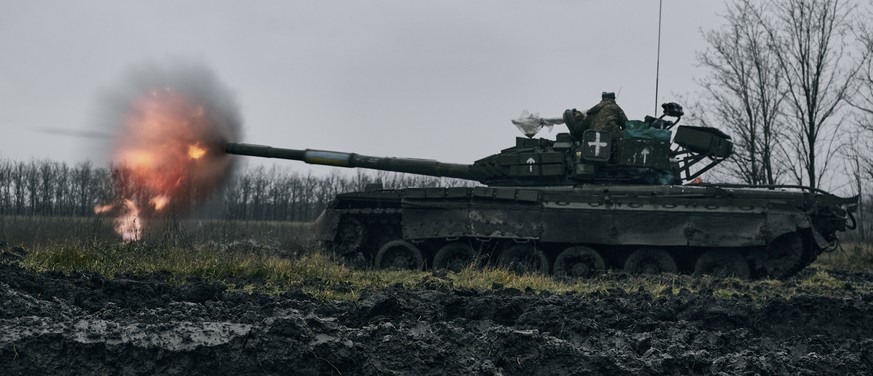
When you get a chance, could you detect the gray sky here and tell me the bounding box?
[0,0,725,173]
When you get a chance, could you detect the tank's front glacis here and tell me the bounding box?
[810,193,858,243]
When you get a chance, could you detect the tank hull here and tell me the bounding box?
[317,184,853,278]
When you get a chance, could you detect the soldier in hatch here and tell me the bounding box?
[563,92,628,142]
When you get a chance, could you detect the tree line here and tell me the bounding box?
[0,158,468,222]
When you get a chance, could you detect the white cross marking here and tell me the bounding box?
[526,157,536,172]
[641,148,650,164]
[587,132,608,156]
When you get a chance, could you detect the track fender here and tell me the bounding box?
[763,211,810,244]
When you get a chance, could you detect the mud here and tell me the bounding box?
[2,263,873,375]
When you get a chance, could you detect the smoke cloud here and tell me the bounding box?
[99,61,242,152]
[95,61,243,239]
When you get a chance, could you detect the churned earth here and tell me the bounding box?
[1,262,873,375]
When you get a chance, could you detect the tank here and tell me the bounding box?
[225,103,857,279]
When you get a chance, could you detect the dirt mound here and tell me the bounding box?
[2,263,872,375]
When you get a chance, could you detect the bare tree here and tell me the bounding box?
[697,0,786,185]
[848,2,873,169]
[759,0,865,189]
[71,161,94,216]
[0,158,10,214]
[53,162,70,216]
[697,0,866,188]
[12,162,26,215]
[38,161,54,215]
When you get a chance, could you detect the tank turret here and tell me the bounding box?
[226,104,733,187]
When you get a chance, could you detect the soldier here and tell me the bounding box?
[580,92,627,142]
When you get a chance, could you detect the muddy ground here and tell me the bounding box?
[1,263,873,375]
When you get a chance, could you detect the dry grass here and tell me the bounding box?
[11,241,873,302]
[7,215,873,301]
[812,242,873,271]
[1,215,315,253]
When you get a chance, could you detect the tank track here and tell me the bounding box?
[322,194,828,279]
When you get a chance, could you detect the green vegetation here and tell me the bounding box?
[9,239,873,302]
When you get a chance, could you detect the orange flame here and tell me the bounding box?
[150,195,170,211]
[188,144,207,159]
[98,86,234,241]
[94,204,114,214]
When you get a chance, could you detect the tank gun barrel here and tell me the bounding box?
[225,142,479,181]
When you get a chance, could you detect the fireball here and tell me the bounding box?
[95,65,240,241]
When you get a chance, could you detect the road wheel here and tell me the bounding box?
[760,233,804,279]
[374,240,425,270]
[693,251,750,279]
[334,216,365,255]
[554,246,606,277]
[498,244,549,275]
[433,242,477,273]
[623,248,677,275]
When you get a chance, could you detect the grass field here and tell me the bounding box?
[4,215,873,301]
[0,214,315,254]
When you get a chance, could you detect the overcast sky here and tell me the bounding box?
[0,1,726,173]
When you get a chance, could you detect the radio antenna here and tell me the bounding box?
[654,0,663,115]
